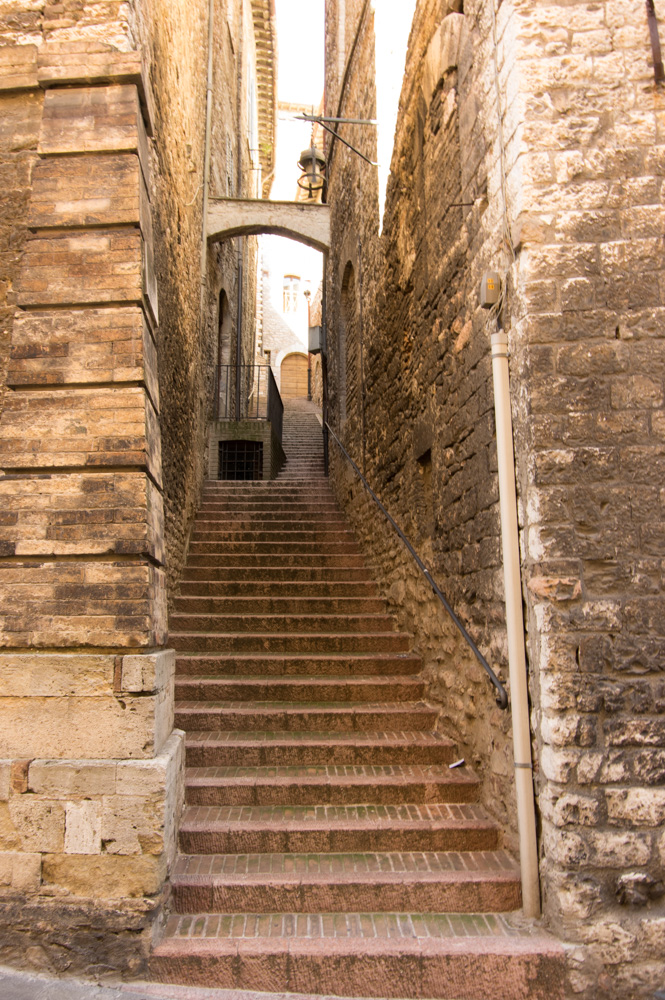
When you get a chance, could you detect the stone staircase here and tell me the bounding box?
[150,401,565,999]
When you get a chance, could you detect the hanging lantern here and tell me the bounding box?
[297,145,326,198]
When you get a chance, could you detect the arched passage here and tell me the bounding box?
[207,198,330,252]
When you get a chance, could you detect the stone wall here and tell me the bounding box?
[0,0,268,978]
[324,1,665,997]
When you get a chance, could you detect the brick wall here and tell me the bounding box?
[325,1,665,996]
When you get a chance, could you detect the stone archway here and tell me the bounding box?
[207,198,330,252]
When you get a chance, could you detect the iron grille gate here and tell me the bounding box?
[219,440,263,481]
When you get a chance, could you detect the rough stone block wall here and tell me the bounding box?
[131,0,260,599]
[325,1,665,997]
[505,1,665,995]
[325,0,517,847]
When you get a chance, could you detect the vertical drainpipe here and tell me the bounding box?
[491,329,541,919]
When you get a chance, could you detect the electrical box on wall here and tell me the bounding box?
[309,325,323,354]
[480,272,502,309]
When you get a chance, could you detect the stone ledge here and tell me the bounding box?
[0,43,155,135]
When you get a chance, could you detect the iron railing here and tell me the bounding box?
[216,364,283,442]
[325,421,509,709]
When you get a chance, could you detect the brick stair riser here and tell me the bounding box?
[187,542,361,555]
[181,567,374,582]
[170,614,397,634]
[170,634,413,654]
[173,597,387,615]
[184,778,477,807]
[174,654,422,676]
[171,876,521,915]
[184,743,459,769]
[177,582,379,597]
[190,527,349,540]
[179,826,498,855]
[184,554,367,567]
[150,940,565,1000]
[174,706,437,733]
[174,679,426,702]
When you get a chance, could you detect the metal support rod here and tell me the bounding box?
[318,120,377,166]
[490,330,541,918]
[647,0,665,82]
[325,420,508,709]
[297,114,378,126]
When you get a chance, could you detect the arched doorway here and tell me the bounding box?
[280,352,309,399]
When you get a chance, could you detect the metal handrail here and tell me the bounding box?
[215,365,284,444]
[325,421,509,709]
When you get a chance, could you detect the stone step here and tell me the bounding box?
[173,596,386,615]
[184,554,366,567]
[187,541,361,554]
[177,580,378,596]
[189,529,355,543]
[184,730,458,768]
[174,676,425,703]
[193,512,344,524]
[183,761,479,803]
[191,521,348,535]
[150,912,565,1000]
[181,566,374,582]
[174,701,437,733]
[169,613,397,635]
[178,803,499,854]
[170,632,413,654]
[174,653,422,677]
[169,850,521,914]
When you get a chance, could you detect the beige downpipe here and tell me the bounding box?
[491,330,541,919]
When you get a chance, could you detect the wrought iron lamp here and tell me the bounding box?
[297,145,326,198]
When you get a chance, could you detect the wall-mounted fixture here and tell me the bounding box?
[480,271,502,309]
[297,145,326,198]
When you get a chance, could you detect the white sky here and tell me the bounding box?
[274,0,325,105]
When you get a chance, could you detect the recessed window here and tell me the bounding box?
[264,349,271,366]
[283,275,300,313]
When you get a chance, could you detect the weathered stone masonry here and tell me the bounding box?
[0,0,271,977]
[324,1,665,997]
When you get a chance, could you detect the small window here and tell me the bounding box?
[283,275,300,313]
[264,349,271,366]
[219,440,263,481]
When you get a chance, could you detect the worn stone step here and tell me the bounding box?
[150,912,565,1000]
[190,530,354,543]
[193,514,345,526]
[169,850,521,914]
[174,675,425,703]
[185,762,478,806]
[185,731,458,768]
[185,553,366,567]
[177,581,379,598]
[190,524,349,539]
[181,566,374,582]
[187,541,361,555]
[199,496,334,506]
[169,613,397,635]
[174,701,437,733]
[170,632,414,654]
[173,596,386,615]
[178,802,497,853]
[174,653,422,677]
